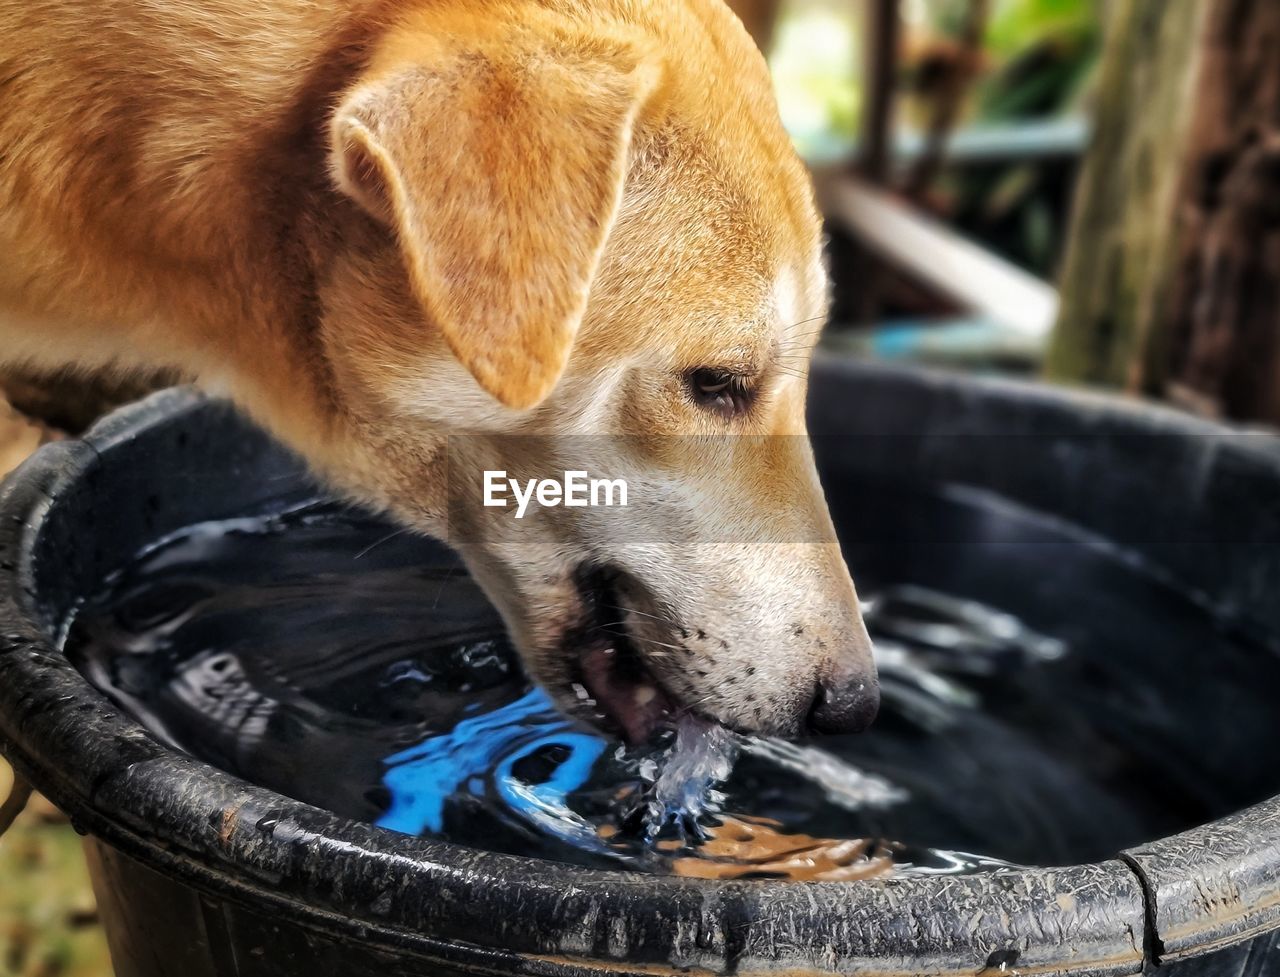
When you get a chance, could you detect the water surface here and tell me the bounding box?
[64,483,1280,878]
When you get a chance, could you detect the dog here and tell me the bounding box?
[0,0,879,743]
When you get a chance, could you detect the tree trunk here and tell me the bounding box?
[1046,0,1208,392]
[1143,0,1280,421]
[1048,0,1280,425]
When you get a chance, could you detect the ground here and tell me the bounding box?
[1,401,113,977]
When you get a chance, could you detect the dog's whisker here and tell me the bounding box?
[603,602,681,629]
[610,633,686,654]
[775,337,826,352]
[601,604,675,627]
[429,565,460,609]
[594,626,686,653]
[783,329,826,340]
[782,314,827,331]
[781,325,828,339]
[775,339,822,353]
[352,527,411,560]
[775,337,824,352]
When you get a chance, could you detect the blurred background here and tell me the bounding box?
[3,0,1277,973]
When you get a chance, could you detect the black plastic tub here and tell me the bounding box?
[3,356,1280,977]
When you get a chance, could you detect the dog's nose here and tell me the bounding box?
[806,666,880,734]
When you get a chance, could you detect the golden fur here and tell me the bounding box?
[0,0,877,736]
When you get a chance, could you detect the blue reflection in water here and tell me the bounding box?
[377,687,608,849]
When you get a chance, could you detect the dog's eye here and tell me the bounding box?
[687,368,753,415]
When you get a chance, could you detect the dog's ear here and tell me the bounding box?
[330,25,662,410]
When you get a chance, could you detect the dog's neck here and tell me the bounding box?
[0,0,411,455]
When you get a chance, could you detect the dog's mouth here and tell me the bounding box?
[567,566,679,744]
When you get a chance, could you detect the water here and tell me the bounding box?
[63,484,1280,879]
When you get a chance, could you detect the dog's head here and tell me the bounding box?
[312,0,877,741]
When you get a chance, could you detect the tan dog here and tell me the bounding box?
[0,0,878,741]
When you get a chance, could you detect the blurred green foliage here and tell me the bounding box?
[1,760,112,977]
[977,0,1102,121]
[913,0,1102,122]
[771,0,1102,158]
[770,3,864,158]
[985,0,1098,59]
